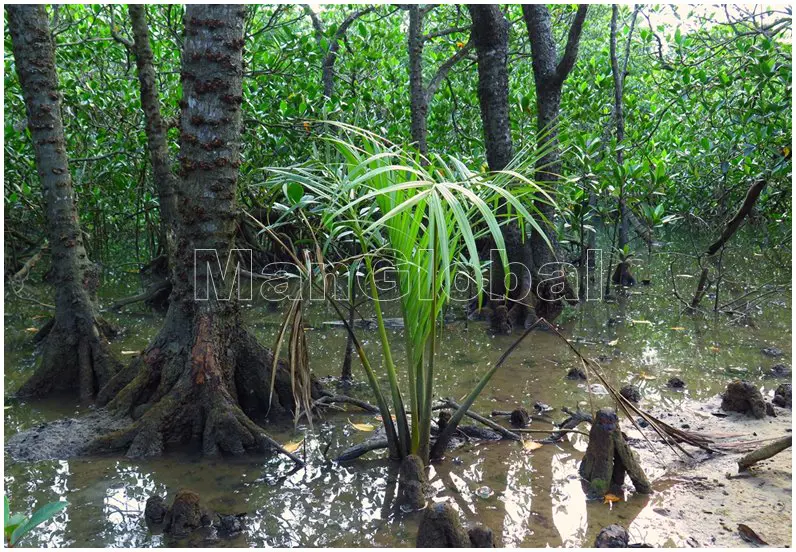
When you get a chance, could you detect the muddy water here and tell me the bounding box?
[4,245,792,547]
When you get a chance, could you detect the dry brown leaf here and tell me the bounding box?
[283,439,304,454]
[349,419,375,432]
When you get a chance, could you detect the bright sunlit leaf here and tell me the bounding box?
[523,440,543,451]
[349,419,375,432]
[283,439,304,453]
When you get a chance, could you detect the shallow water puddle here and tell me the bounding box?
[4,251,792,547]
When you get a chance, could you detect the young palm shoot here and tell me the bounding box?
[261,122,551,465]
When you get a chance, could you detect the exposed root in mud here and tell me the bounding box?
[18,318,121,401]
[10,307,320,466]
[87,310,314,464]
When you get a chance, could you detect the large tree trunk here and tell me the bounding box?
[91,6,313,460]
[468,5,533,332]
[523,5,587,311]
[469,6,512,171]
[8,5,120,400]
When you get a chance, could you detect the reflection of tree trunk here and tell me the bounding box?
[90,6,316,460]
[8,5,120,400]
[340,277,356,382]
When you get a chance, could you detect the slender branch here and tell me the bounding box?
[423,25,470,41]
[425,39,473,102]
[107,6,133,49]
[621,5,641,87]
[302,4,324,43]
[554,5,588,84]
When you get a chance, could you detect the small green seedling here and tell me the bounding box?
[4,495,68,547]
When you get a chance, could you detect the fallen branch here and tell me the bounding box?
[490,409,554,424]
[737,436,792,471]
[515,427,589,437]
[336,437,389,462]
[107,280,170,311]
[542,407,593,443]
[438,398,521,441]
[313,393,380,414]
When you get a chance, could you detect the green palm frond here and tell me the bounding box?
[258,121,554,463]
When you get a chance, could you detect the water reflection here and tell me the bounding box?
[4,243,792,547]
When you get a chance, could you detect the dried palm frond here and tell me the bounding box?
[269,292,314,428]
[541,319,719,457]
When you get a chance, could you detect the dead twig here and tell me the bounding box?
[437,398,521,441]
[737,436,792,471]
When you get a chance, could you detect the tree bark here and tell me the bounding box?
[523,5,588,276]
[610,6,629,256]
[610,5,640,284]
[128,4,178,259]
[91,6,315,461]
[469,5,513,171]
[408,6,429,156]
[7,5,120,400]
[409,6,473,158]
